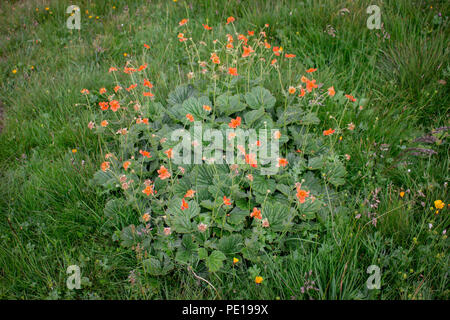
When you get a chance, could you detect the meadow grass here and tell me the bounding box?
[0,0,448,299]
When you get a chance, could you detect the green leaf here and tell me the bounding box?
[120,225,135,247]
[104,198,127,218]
[251,174,276,195]
[217,234,243,256]
[216,93,246,116]
[205,250,226,272]
[198,247,208,260]
[300,112,320,125]
[176,234,198,264]
[93,169,116,189]
[228,207,249,225]
[244,109,265,126]
[298,198,324,219]
[308,156,325,170]
[276,184,292,197]
[181,96,211,121]
[263,202,293,232]
[277,106,304,125]
[143,253,174,276]
[167,84,196,106]
[167,199,200,233]
[244,86,276,110]
[324,159,347,187]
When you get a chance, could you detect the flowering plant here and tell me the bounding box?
[83,17,361,276]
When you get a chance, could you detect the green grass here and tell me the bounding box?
[0,0,448,299]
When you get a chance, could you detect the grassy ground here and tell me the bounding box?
[0,0,448,299]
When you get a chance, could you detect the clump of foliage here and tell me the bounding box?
[85,18,362,278]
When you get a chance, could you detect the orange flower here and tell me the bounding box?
[158,165,171,180]
[288,86,296,94]
[114,85,122,92]
[277,158,288,167]
[139,150,151,158]
[226,16,235,24]
[228,116,241,128]
[247,30,255,36]
[273,46,281,56]
[210,53,220,64]
[306,79,318,92]
[245,153,257,168]
[296,185,310,203]
[123,67,137,74]
[109,67,117,72]
[138,63,147,71]
[143,92,154,97]
[143,43,150,49]
[123,161,131,170]
[143,79,153,88]
[202,24,212,30]
[101,161,110,172]
[242,46,254,58]
[181,198,189,210]
[323,128,335,136]
[250,207,262,219]
[142,212,150,222]
[306,68,317,73]
[228,67,238,76]
[99,88,107,94]
[238,34,248,45]
[285,53,296,58]
[109,100,120,112]
[99,101,109,111]
[345,94,356,102]
[298,88,306,97]
[100,120,108,127]
[223,196,232,206]
[81,89,89,94]
[328,86,335,97]
[264,41,271,49]
[126,84,137,92]
[186,113,194,122]
[163,148,173,159]
[202,105,212,112]
[179,18,188,26]
[271,59,277,65]
[184,189,196,198]
[142,185,156,196]
[301,76,309,83]
[142,213,150,222]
